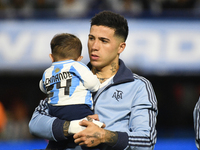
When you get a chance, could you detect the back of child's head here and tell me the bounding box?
[50,33,82,61]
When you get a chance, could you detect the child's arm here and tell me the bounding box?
[73,62,100,92]
[39,79,47,94]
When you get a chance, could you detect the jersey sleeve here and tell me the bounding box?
[39,79,47,94]
[194,97,200,149]
[71,62,100,92]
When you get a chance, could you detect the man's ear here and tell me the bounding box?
[77,56,83,61]
[118,42,126,54]
[49,54,55,62]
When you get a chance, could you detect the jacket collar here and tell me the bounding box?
[113,59,134,84]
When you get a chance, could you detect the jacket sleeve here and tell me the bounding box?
[28,98,67,141]
[194,97,200,150]
[112,79,158,150]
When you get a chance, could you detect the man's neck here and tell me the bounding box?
[92,62,119,83]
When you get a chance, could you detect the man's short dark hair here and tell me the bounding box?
[50,33,82,61]
[90,11,129,42]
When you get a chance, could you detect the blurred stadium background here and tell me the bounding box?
[0,0,200,149]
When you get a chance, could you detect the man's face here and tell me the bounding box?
[88,25,124,70]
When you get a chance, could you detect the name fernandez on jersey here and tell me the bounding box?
[44,71,72,86]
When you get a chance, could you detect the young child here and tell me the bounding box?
[39,33,103,135]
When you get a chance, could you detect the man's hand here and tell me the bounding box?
[87,114,100,121]
[66,116,105,135]
[73,119,105,147]
[73,119,117,147]
[86,115,106,128]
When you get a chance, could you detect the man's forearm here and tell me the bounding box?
[29,110,57,140]
[103,130,130,150]
[73,120,129,149]
[103,129,118,146]
[63,121,70,137]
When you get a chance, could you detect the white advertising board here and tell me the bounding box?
[0,19,200,75]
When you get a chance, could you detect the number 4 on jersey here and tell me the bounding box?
[46,79,72,98]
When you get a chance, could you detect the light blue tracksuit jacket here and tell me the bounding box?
[29,59,158,150]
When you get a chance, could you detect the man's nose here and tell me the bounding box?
[91,40,100,50]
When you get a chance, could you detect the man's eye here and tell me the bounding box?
[102,40,108,43]
[89,37,94,40]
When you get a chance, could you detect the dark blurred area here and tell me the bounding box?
[0,0,200,140]
[0,0,199,20]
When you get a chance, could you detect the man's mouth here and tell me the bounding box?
[91,54,99,60]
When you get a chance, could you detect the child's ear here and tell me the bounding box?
[77,56,83,61]
[49,54,55,62]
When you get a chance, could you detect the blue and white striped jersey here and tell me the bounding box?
[39,60,100,108]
